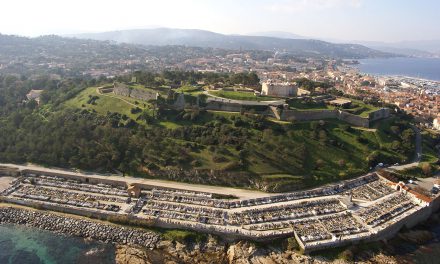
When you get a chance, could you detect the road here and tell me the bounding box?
[0,163,273,200]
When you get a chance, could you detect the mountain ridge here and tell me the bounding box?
[70,27,396,59]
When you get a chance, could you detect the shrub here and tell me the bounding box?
[130,107,142,114]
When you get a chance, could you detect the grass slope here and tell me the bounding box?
[209,90,278,101]
[60,85,412,192]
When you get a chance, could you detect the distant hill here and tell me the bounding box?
[357,40,440,57]
[71,28,395,59]
[247,31,305,39]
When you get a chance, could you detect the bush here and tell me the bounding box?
[130,107,142,114]
[163,230,206,243]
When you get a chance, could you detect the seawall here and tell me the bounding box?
[0,205,160,248]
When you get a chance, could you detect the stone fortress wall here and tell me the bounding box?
[369,107,391,122]
[205,101,243,112]
[278,108,386,128]
[113,83,158,101]
[103,82,390,128]
[205,99,389,128]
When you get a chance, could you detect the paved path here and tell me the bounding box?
[204,91,285,106]
[0,163,273,200]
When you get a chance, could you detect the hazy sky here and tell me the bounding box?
[1,0,439,42]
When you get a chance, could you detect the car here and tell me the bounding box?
[431,187,439,194]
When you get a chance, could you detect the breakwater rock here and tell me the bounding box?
[0,206,160,248]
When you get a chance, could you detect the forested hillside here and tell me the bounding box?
[0,73,419,192]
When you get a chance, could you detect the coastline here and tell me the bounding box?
[0,204,160,249]
[1,162,439,254]
[1,203,439,264]
[355,57,440,82]
[359,72,440,84]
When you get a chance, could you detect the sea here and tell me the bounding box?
[0,224,115,264]
[357,57,440,81]
[1,222,440,264]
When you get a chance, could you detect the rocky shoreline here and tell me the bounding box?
[2,205,433,264]
[0,206,160,249]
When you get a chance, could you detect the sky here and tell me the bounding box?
[1,0,439,42]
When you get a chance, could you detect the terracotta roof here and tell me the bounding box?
[408,190,433,203]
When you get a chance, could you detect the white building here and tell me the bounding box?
[261,81,298,97]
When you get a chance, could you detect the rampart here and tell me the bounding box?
[113,83,158,101]
[369,108,391,122]
[279,109,370,127]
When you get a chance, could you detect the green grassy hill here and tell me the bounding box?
[58,85,414,192]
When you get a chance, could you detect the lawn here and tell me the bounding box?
[175,85,203,95]
[129,84,170,96]
[343,98,379,117]
[287,98,334,111]
[286,98,378,117]
[64,86,148,120]
[209,90,279,101]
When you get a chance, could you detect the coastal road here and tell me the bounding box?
[0,163,274,200]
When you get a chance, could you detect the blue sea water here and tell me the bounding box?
[358,57,440,81]
[0,224,115,264]
[1,220,440,263]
